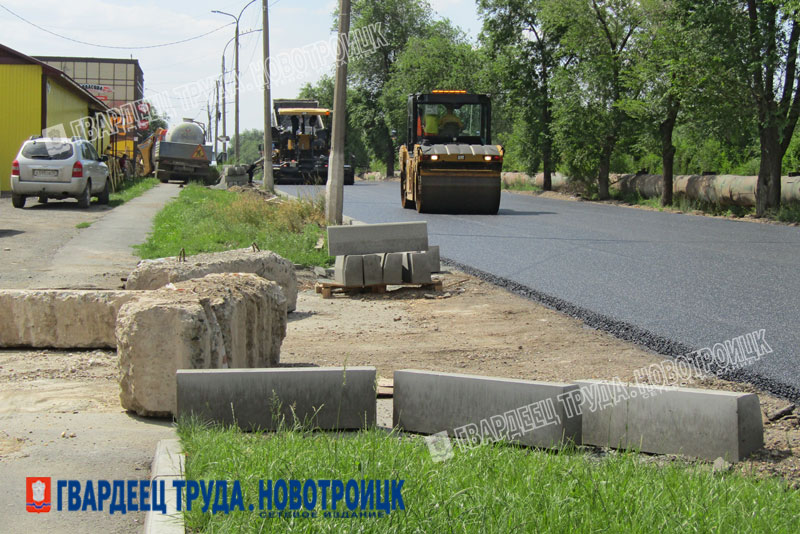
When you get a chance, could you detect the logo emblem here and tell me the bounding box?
[26,477,51,513]
[424,431,454,463]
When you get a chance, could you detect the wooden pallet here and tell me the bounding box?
[315,279,443,299]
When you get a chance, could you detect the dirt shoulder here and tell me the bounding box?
[282,268,800,483]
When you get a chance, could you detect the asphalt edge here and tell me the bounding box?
[442,257,800,404]
[277,185,800,402]
[144,438,185,534]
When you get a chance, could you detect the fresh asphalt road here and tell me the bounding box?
[279,180,800,398]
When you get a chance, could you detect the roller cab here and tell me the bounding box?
[400,91,502,214]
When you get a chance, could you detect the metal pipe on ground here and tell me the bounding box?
[501,172,800,206]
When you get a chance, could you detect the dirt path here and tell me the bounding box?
[0,186,180,533]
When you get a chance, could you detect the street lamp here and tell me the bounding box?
[213,0,256,164]
[219,28,261,161]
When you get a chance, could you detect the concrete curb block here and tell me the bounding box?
[575,380,764,461]
[144,438,185,534]
[392,370,764,462]
[393,370,581,448]
[176,367,377,431]
[327,222,428,256]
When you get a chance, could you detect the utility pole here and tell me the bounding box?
[262,0,274,191]
[221,55,227,158]
[325,0,351,225]
[213,1,255,164]
[206,100,212,143]
[233,23,240,163]
[214,79,220,161]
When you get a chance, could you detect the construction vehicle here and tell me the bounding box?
[272,99,354,185]
[137,127,166,177]
[399,91,502,214]
[151,119,213,184]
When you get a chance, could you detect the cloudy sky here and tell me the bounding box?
[2,0,483,132]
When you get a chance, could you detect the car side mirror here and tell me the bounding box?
[100,155,109,162]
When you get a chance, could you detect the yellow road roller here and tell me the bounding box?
[399,91,503,214]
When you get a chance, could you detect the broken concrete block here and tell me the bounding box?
[363,254,383,286]
[176,367,377,431]
[117,294,216,417]
[334,255,364,287]
[575,380,764,462]
[402,252,432,284]
[125,247,297,312]
[172,273,287,369]
[381,253,403,285]
[394,370,581,449]
[0,290,142,349]
[117,273,287,416]
[327,222,428,256]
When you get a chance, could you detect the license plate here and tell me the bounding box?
[33,169,58,177]
[457,155,465,160]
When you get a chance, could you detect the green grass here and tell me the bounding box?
[610,190,759,218]
[108,177,160,207]
[178,420,800,534]
[75,221,92,229]
[134,184,332,266]
[774,203,800,223]
[502,181,541,192]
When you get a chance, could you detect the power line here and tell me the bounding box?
[0,3,234,50]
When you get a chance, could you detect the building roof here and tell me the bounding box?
[0,43,109,112]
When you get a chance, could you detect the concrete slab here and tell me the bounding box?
[402,252,432,284]
[426,245,441,273]
[327,222,428,256]
[177,367,377,431]
[363,254,383,286]
[575,380,764,462]
[381,253,403,284]
[126,247,298,312]
[0,290,141,349]
[393,370,581,449]
[334,255,364,287]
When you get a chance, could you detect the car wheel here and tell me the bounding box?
[11,193,26,209]
[38,196,48,204]
[77,180,91,209]
[97,179,110,205]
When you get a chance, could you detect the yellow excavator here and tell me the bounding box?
[137,127,166,177]
[399,91,503,214]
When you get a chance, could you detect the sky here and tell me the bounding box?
[1,0,484,133]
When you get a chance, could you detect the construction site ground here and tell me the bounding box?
[1,187,800,534]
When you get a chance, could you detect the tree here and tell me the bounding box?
[381,20,485,148]
[479,0,563,190]
[621,0,742,205]
[348,0,433,177]
[547,0,643,199]
[686,1,800,215]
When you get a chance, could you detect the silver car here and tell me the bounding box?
[10,137,110,209]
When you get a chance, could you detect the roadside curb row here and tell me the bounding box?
[145,439,185,534]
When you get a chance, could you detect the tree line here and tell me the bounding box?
[299,0,800,216]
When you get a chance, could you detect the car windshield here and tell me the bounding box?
[22,141,74,160]
[421,103,485,141]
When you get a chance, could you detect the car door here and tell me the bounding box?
[82,142,101,190]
